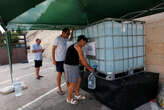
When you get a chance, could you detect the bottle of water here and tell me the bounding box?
[13,80,22,96]
[158,86,164,108]
[88,65,97,89]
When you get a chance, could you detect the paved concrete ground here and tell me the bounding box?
[0,55,161,110]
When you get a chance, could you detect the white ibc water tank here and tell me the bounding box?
[74,19,145,74]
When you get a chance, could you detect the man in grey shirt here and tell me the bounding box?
[32,39,44,80]
[52,28,74,95]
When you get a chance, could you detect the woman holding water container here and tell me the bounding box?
[64,35,93,104]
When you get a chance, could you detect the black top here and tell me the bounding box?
[65,44,79,65]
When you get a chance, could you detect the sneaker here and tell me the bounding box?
[39,75,44,78]
[57,91,65,95]
[36,76,40,80]
[66,98,78,104]
[74,95,86,100]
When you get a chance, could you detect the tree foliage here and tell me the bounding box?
[0,31,22,48]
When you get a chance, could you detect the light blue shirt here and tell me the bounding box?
[31,44,42,60]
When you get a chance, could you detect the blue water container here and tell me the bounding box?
[129,58,133,69]
[133,36,137,46]
[113,22,122,35]
[106,49,113,61]
[122,23,128,35]
[115,60,124,72]
[93,25,98,37]
[85,28,88,37]
[138,47,144,56]
[133,47,137,57]
[137,36,144,46]
[104,21,112,36]
[123,37,128,47]
[106,37,113,48]
[114,48,123,60]
[114,37,122,48]
[128,36,133,47]
[124,60,129,71]
[88,26,92,38]
[106,61,114,72]
[128,24,132,35]
[133,58,138,69]
[133,24,137,35]
[98,37,105,48]
[98,49,105,60]
[98,23,105,36]
[74,20,145,74]
[129,47,133,58]
[123,48,129,58]
[99,60,105,72]
[76,30,82,37]
[138,57,144,67]
[137,23,144,35]
[81,29,85,35]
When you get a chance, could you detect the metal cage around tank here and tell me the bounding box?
[73,18,145,79]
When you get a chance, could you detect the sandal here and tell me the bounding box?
[57,91,65,95]
[74,95,86,100]
[66,98,78,104]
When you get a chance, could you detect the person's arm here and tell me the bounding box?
[31,45,42,53]
[69,27,74,41]
[32,49,42,53]
[75,45,92,72]
[52,38,58,65]
[52,45,57,65]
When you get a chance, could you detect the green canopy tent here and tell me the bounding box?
[0,0,46,27]
[6,0,164,30]
[0,0,164,84]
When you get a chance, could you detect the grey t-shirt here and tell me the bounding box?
[53,36,68,61]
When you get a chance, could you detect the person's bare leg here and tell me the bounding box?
[64,72,70,88]
[67,82,70,88]
[64,72,66,80]
[35,67,40,78]
[57,72,63,92]
[75,78,86,100]
[75,78,81,96]
[67,82,77,101]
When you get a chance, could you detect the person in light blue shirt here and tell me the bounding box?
[32,38,44,80]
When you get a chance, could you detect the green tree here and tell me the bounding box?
[0,36,6,48]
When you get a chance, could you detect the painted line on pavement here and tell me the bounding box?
[17,83,66,110]
[0,67,54,85]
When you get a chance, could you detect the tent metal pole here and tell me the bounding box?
[6,30,13,84]
[0,16,13,84]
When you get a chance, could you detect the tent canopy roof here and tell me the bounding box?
[0,0,45,25]
[1,0,164,30]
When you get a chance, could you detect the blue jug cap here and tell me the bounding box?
[92,65,97,68]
